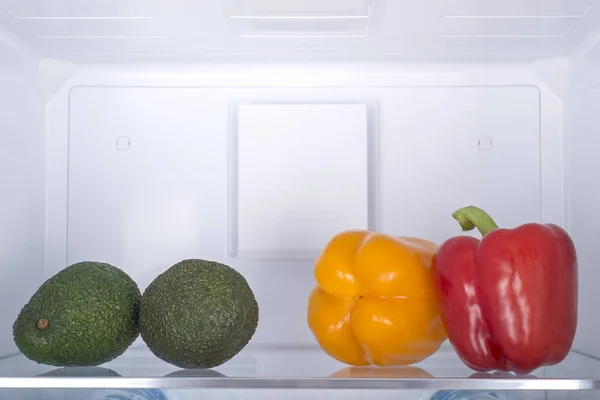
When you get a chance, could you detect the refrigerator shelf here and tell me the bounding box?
[0,343,598,391]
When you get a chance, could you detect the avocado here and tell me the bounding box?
[139,259,259,369]
[13,261,141,367]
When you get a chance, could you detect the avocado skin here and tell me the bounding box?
[139,259,259,369]
[13,262,141,367]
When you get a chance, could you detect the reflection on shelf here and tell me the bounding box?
[330,366,434,379]
[163,369,227,379]
[39,367,121,378]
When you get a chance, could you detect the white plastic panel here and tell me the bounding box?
[225,17,371,38]
[25,19,162,39]
[444,0,594,17]
[379,86,541,244]
[0,39,45,357]
[436,17,573,37]
[58,65,555,349]
[436,0,595,54]
[5,0,154,18]
[222,0,373,17]
[231,103,370,259]
[222,0,373,37]
[565,58,600,360]
[66,87,230,289]
[2,0,165,53]
[2,0,599,61]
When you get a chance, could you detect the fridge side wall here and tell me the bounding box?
[0,31,46,357]
[565,51,600,360]
[44,62,564,347]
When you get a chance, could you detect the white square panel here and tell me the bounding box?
[231,103,369,259]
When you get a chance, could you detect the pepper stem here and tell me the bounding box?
[452,206,499,237]
[36,319,49,331]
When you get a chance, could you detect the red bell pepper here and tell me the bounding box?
[431,206,578,375]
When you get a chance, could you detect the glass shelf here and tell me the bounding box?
[0,343,598,391]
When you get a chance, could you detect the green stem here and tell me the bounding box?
[452,206,499,237]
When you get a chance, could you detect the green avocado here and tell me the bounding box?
[139,259,259,369]
[13,261,141,367]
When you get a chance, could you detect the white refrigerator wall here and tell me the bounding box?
[43,62,565,349]
[564,49,600,361]
[0,31,46,357]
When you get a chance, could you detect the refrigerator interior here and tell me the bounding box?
[2,0,600,398]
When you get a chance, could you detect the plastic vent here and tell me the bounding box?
[221,0,374,37]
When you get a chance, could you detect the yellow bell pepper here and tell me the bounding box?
[307,229,447,366]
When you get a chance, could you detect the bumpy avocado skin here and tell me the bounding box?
[13,262,141,367]
[139,259,259,369]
